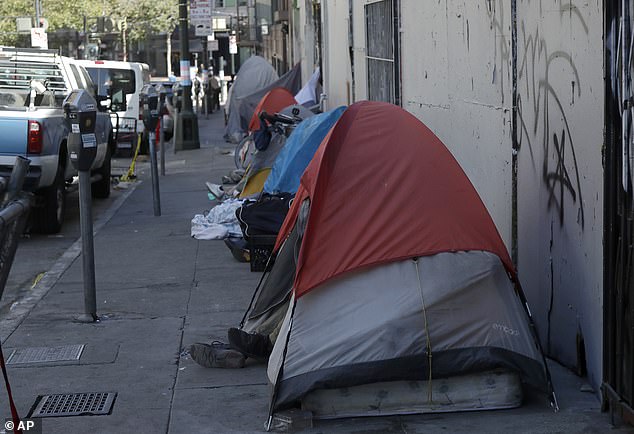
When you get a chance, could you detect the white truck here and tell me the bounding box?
[0,47,114,233]
[76,60,151,154]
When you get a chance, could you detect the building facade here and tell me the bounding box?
[318,0,607,404]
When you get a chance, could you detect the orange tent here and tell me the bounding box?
[248,88,297,133]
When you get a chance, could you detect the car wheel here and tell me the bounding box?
[92,146,112,199]
[34,165,66,234]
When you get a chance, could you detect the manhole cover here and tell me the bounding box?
[7,344,84,365]
[30,392,116,417]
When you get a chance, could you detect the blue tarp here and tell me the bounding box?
[264,106,346,195]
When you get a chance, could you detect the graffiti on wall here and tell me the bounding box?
[489,0,587,228]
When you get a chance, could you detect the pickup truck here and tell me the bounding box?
[0,47,114,233]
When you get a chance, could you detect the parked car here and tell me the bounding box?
[76,59,150,154]
[0,46,114,233]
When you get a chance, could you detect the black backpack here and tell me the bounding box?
[236,193,294,241]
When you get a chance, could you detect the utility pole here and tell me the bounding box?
[202,36,209,117]
[166,33,172,76]
[174,0,200,151]
[233,0,239,77]
[34,0,41,27]
[122,18,127,61]
[83,16,89,59]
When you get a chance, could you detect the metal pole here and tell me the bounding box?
[180,0,193,114]
[166,33,172,76]
[83,16,89,59]
[160,115,166,176]
[122,18,128,61]
[3,156,30,205]
[76,170,97,322]
[174,0,200,151]
[622,1,631,192]
[233,0,239,77]
[149,134,161,216]
[35,0,41,28]
[202,37,209,119]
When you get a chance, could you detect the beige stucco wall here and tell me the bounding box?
[322,0,605,392]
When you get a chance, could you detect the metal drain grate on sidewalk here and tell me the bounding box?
[30,392,116,417]
[7,344,84,365]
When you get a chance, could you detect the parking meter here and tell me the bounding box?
[154,84,169,125]
[155,84,167,176]
[173,83,183,111]
[140,84,162,216]
[62,89,99,322]
[140,84,160,132]
[63,90,98,171]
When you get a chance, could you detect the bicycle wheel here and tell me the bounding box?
[235,134,255,170]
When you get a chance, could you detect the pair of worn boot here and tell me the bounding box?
[189,328,273,369]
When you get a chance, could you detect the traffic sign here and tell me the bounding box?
[190,0,212,25]
[31,28,48,49]
[16,17,32,33]
[194,23,213,36]
[229,35,237,54]
[207,39,219,52]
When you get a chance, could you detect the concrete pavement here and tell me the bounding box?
[0,110,630,434]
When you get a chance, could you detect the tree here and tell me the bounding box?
[41,0,113,32]
[0,0,115,45]
[114,0,177,42]
[0,0,177,46]
[0,0,35,46]
[114,0,177,71]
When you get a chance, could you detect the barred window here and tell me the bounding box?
[365,0,400,104]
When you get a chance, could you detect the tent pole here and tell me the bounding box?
[266,296,298,430]
[514,279,559,411]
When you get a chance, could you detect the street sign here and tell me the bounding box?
[16,17,32,34]
[190,0,212,25]
[194,23,213,36]
[191,0,213,36]
[207,39,219,52]
[30,28,48,49]
[229,35,237,54]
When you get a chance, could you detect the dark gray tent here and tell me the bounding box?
[224,56,278,143]
[225,60,303,143]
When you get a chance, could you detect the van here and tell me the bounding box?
[76,60,150,154]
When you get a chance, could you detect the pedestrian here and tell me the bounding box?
[209,72,221,112]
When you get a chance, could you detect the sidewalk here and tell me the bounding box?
[0,110,628,434]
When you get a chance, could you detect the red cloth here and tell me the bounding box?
[275,101,514,298]
[248,88,297,133]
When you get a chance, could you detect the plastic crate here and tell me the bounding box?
[248,235,277,272]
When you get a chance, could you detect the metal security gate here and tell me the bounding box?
[603,0,634,426]
[364,0,400,105]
